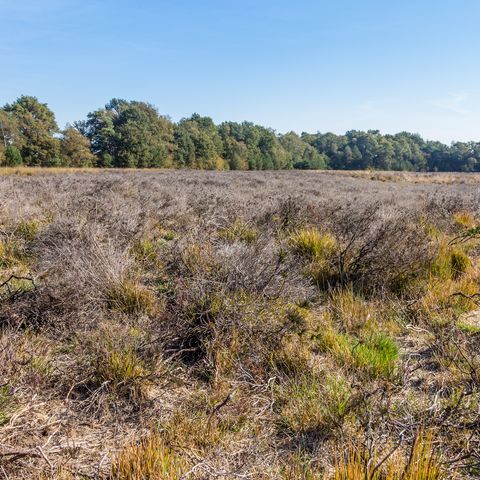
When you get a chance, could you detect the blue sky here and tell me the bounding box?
[0,0,479,143]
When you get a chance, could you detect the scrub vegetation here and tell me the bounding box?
[1,170,480,479]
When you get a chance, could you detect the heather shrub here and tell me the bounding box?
[0,171,478,479]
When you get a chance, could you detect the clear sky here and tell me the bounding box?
[1,0,479,143]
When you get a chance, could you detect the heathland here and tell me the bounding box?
[1,169,480,479]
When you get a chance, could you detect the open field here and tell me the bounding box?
[1,170,480,479]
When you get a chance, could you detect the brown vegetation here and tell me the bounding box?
[0,170,479,479]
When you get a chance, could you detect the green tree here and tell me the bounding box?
[2,96,59,166]
[4,145,23,166]
[83,99,174,168]
[279,131,328,169]
[176,115,225,169]
[60,126,96,167]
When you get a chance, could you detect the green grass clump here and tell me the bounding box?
[218,218,258,243]
[277,374,352,435]
[290,227,337,260]
[95,344,149,400]
[315,322,354,365]
[457,320,480,334]
[330,287,377,332]
[130,239,158,263]
[15,219,40,241]
[0,239,28,269]
[452,210,476,229]
[315,323,399,380]
[353,333,399,380]
[106,279,157,316]
[431,243,470,280]
[290,227,338,286]
[158,228,175,242]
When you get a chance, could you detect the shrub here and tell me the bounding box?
[327,203,432,292]
[4,145,22,166]
[99,152,113,167]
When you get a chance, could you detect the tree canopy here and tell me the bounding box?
[1,95,479,171]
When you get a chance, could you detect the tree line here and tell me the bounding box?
[1,95,479,171]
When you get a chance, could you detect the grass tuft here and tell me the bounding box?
[277,374,352,435]
[290,227,337,260]
[111,430,187,480]
[290,227,338,286]
[106,279,157,316]
[334,430,444,479]
[218,218,258,243]
[431,242,470,281]
[315,322,399,380]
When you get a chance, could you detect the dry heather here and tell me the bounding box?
[0,170,480,479]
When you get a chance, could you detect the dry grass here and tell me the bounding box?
[111,429,188,479]
[0,170,479,479]
[334,430,444,480]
